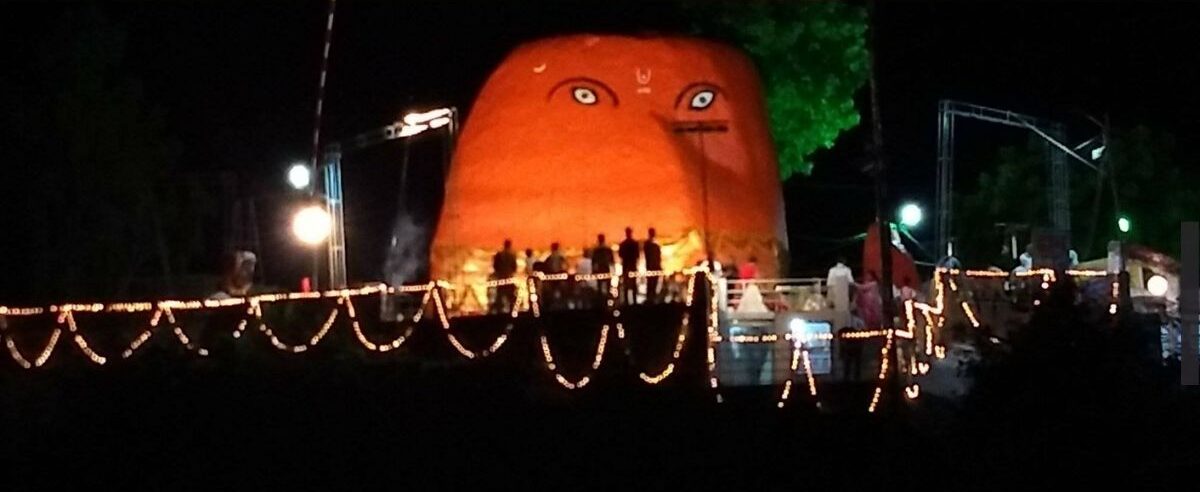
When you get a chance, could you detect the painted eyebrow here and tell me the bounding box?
[674,82,724,108]
[546,77,620,106]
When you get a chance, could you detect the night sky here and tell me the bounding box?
[4,1,1196,286]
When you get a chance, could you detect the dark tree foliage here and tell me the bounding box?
[1093,126,1197,258]
[684,0,869,179]
[0,8,209,302]
[954,126,1198,265]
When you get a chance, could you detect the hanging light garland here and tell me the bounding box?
[631,273,695,385]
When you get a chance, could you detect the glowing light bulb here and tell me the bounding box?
[287,163,312,190]
[898,203,923,228]
[292,206,333,245]
[1147,275,1169,297]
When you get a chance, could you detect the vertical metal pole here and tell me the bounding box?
[309,0,338,169]
[700,131,711,264]
[867,0,898,410]
[324,150,347,289]
[1182,222,1197,385]
[1048,124,1071,239]
[936,101,954,259]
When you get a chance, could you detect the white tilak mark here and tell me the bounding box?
[636,68,651,85]
[533,63,547,73]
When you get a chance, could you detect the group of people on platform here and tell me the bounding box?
[825,257,926,381]
[826,256,921,330]
[489,227,667,313]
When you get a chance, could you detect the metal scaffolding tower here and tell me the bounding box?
[935,100,1100,257]
[317,108,457,289]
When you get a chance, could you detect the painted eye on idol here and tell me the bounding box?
[690,90,716,110]
[572,87,598,105]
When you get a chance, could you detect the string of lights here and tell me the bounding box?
[800,349,819,398]
[64,311,107,365]
[867,330,894,413]
[120,309,162,359]
[539,324,609,390]
[347,295,413,352]
[4,326,61,369]
[164,308,210,356]
[775,345,801,408]
[433,286,516,359]
[2,264,1118,410]
[704,269,722,403]
[635,313,689,385]
[905,384,920,400]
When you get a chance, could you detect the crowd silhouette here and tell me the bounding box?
[489,227,667,313]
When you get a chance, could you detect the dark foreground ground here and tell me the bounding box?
[2,296,1199,489]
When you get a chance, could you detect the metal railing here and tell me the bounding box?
[719,277,830,315]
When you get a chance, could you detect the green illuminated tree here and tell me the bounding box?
[685,0,869,179]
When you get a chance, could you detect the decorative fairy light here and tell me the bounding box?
[839,330,891,340]
[120,308,161,359]
[1109,279,1120,316]
[528,278,542,318]
[347,295,413,352]
[775,339,803,408]
[3,271,725,371]
[704,270,722,403]
[637,311,689,385]
[961,301,981,328]
[64,311,107,365]
[800,349,818,398]
[308,302,342,346]
[231,303,255,339]
[162,308,209,356]
[250,303,309,353]
[539,325,609,390]
[905,384,920,399]
[776,381,794,409]
[867,330,895,413]
[0,307,46,316]
[435,286,516,359]
[920,310,934,356]
[4,328,61,369]
[727,334,780,344]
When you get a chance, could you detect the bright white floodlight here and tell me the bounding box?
[1147,275,1169,297]
[287,163,312,190]
[403,108,452,126]
[292,205,332,245]
[899,203,923,228]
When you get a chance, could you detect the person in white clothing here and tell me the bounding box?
[735,282,769,314]
[826,256,854,315]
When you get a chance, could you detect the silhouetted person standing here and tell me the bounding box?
[591,234,614,300]
[491,239,518,313]
[619,227,641,305]
[524,248,537,277]
[643,228,662,303]
[545,242,567,309]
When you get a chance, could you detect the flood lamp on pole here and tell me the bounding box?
[899,203,923,229]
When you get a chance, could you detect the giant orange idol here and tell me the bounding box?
[431,34,786,289]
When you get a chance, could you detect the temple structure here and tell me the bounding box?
[431,34,787,295]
